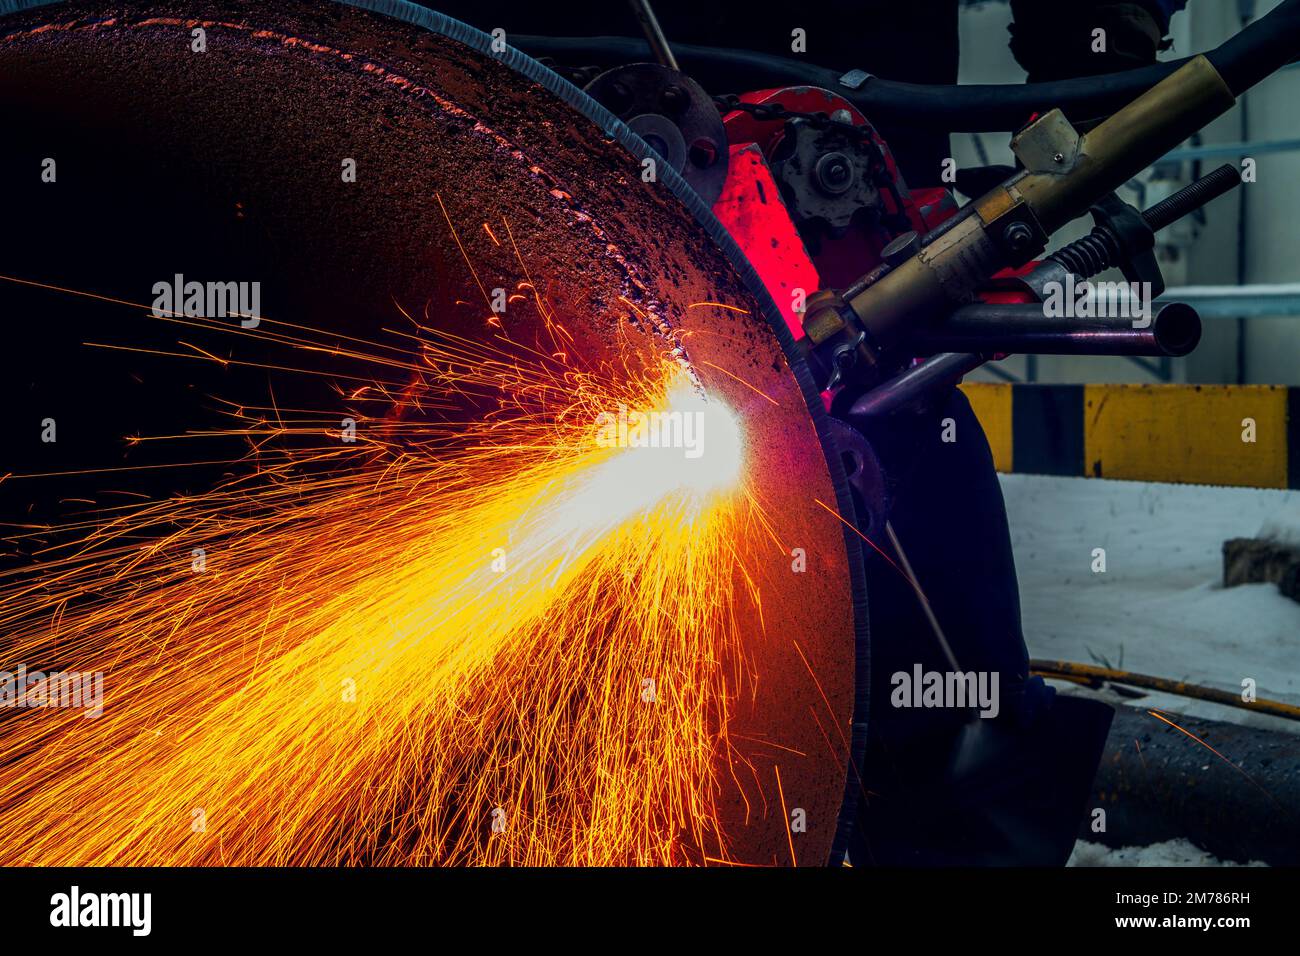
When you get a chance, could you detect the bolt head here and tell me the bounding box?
[1002,221,1034,251]
[814,151,854,195]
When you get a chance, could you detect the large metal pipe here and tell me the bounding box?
[1088,705,1300,866]
[0,0,864,868]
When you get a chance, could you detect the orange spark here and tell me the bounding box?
[0,242,775,866]
[688,301,750,315]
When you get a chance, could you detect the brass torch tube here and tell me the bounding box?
[1012,55,1237,230]
[819,55,1236,352]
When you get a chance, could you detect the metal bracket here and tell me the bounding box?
[838,68,871,91]
[1010,108,1082,175]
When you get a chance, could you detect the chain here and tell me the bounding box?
[710,93,879,145]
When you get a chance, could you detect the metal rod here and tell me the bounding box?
[1143,163,1241,231]
[1160,137,1300,162]
[1048,164,1242,280]
[886,521,962,673]
[1157,284,1300,318]
[850,353,986,420]
[899,302,1202,358]
[624,0,679,71]
[1031,659,1300,722]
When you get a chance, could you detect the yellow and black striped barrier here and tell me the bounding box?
[960,383,1299,489]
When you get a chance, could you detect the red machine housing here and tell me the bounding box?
[711,86,1036,355]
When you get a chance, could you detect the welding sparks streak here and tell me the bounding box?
[812,497,909,583]
[1146,709,1290,814]
[0,258,769,865]
[1146,709,1236,767]
[687,301,750,315]
[697,360,780,407]
[774,763,796,867]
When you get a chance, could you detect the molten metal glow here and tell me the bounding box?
[0,225,770,865]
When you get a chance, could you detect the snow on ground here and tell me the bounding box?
[1000,474,1300,734]
[1068,838,1266,867]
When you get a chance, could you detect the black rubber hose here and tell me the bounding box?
[516,0,1300,131]
[1207,0,1300,94]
